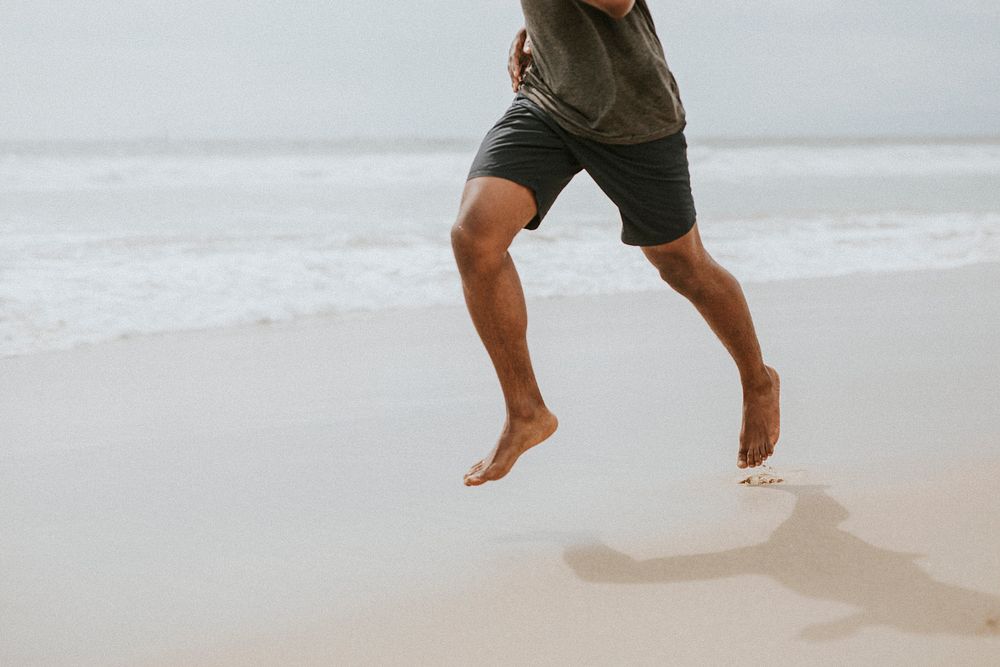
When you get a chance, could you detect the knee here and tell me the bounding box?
[647,246,710,297]
[450,215,504,273]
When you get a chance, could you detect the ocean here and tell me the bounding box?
[2,137,999,357]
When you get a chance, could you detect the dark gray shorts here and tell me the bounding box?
[466,92,697,247]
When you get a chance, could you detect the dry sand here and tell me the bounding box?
[2,263,1000,665]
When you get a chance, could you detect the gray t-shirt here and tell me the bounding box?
[519,0,686,144]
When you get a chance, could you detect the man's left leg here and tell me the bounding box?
[642,223,780,469]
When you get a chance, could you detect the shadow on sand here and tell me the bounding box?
[563,485,1000,640]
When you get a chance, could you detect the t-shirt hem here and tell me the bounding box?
[519,88,686,145]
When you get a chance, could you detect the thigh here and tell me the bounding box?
[466,94,583,231]
[573,130,697,247]
[456,176,540,249]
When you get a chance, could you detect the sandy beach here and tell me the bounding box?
[3,262,1000,666]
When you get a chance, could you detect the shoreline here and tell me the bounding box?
[5,259,999,362]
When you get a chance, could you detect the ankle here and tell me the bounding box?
[505,403,550,422]
[741,365,773,394]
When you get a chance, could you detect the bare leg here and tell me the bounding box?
[451,177,558,486]
[642,223,781,469]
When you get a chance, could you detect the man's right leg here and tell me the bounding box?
[451,176,558,487]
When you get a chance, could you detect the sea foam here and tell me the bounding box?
[2,139,998,357]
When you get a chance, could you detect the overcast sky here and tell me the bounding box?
[2,0,998,140]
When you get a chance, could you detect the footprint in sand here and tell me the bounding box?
[739,466,784,486]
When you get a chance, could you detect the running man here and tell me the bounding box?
[452,0,781,486]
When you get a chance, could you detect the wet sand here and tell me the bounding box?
[2,263,999,665]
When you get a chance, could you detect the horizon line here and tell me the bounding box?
[1,133,998,151]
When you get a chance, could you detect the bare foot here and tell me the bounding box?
[463,409,558,486]
[738,365,781,469]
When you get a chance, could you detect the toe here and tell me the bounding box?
[465,464,497,486]
[464,472,484,486]
[737,453,748,469]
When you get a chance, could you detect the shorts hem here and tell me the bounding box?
[621,216,697,247]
